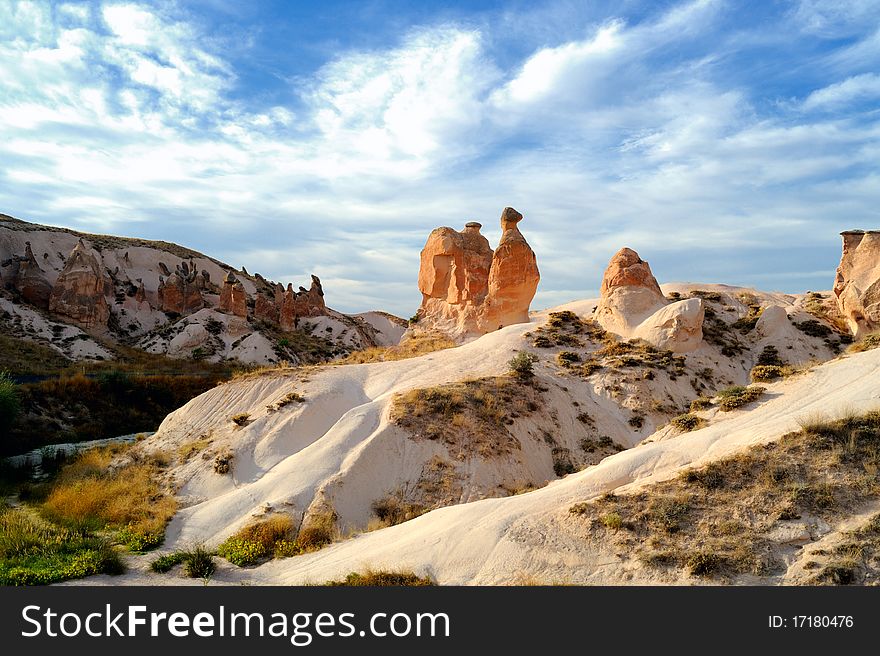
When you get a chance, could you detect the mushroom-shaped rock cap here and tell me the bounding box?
[500,207,523,230]
[464,221,482,231]
[224,271,237,284]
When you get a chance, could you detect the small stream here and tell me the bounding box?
[3,432,154,480]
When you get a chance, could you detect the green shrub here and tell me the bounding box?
[849,333,880,353]
[218,513,334,567]
[756,345,783,367]
[149,552,186,573]
[599,512,623,530]
[508,352,537,380]
[794,319,832,338]
[717,386,766,411]
[687,551,724,576]
[0,371,20,431]
[325,570,435,586]
[0,506,124,585]
[750,365,786,382]
[230,413,250,426]
[671,414,703,433]
[689,397,713,412]
[182,546,215,579]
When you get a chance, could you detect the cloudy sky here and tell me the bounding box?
[1,0,878,316]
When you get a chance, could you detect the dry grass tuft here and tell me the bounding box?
[341,332,455,364]
[390,376,543,460]
[40,446,176,551]
[323,569,435,586]
[569,409,880,581]
[848,333,880,354]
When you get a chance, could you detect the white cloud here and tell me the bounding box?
[493,20,624,106]
[804,73,880,110]
[0,0,878,316]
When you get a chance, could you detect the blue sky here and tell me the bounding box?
[1,0,878,316]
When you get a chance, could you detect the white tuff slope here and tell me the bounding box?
[251,346,880,585]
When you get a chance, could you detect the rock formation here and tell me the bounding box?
[594,248,703,353]
[480,208,541,332]
[1,241,53,308]
[158,268,205,316]
[254,291,279,324]
[48,239,110,329]
[219,271,248,318]
[415,207,539,339]
[833,230,880,338]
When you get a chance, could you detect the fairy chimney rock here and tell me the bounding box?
[595,247,703,353]
[834,230,880,338]
[14,241,53,308]
[48,239,110,329]
[416,207,538,339]
[219,272,247,318]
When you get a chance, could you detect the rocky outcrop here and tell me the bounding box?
[833,230,880,338]
[416,207,539,339]
[254,291,279,324]
[158,269,205,316]
[480,208,541,332]
[595,248,703,353]
[292,275,327,318]
[219,272,248,318]
[277,275,327,331]
[1,241,53,308]
[48,239,110,329]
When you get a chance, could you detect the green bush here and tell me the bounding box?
[0,371,20,431]
[717,386,766,411]
[230,413,250,426]
[756,345,783,367]
[149,552,186,573]
[599,512,623,530]
[182,545,215,579]
[751,365,786,382]
[508,352,537,380]
[689,397,714,412]
[849,333,880,353]
[325,570,435,586]
[0,506,124,585]
[671,414,703,433]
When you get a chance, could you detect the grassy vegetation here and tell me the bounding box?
[217,512,336,567]
[391,376,543,460]
[717,385,766,411]
[508,352,537,379]
[732,304,764,334]
[689,396,714,412]
[0,332,72,376]
[849,333,880,353]
[39,445,177,551]
[569,410,880,581]
[0,504,124,585]
[531,311,608,349]
[230,412,251,427]
[670,413,704,433]
[149,545,216,578]
[802,292,851,335]
[370,496,427,528]
[0,370,20,432]
[324,570,435,586]
[340,331,456,364]
[750,365,787,382]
